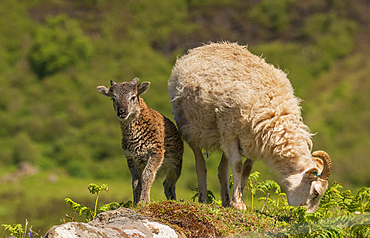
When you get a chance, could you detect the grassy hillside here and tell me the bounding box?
[0,0,370,234]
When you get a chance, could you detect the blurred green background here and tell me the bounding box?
[1,0,370,233]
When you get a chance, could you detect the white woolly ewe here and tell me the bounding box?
[168,42,331,212]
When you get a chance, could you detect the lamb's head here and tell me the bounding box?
[285,151,332,213]
[96,78,150,121]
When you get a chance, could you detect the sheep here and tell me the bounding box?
[97,78,184,204]
[168,42,332,212]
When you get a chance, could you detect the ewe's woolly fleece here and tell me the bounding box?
[168,42,314,173]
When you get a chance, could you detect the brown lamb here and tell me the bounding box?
[97,78,183,204]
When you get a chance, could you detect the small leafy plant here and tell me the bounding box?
[2,220,39,238]
[65,183,128,221]
[191,188,222,206]
[2,224,24,238]
[244,172,283,211]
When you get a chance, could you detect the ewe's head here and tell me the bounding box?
[285,151,332,213]
[96,78,150,121]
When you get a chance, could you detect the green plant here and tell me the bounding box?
[65,183,128,221]
[191,172,284,212]
[191,188,222,206]
[2,220,39,238]
[248,0,297,32]
[2,223,24,238]
[259,184,288,213]
[303,12,359,75]
[276,182,370,237]
[243,172,282,212]
[28,14,93,78]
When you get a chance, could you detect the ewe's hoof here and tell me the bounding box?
[230,201,247,210]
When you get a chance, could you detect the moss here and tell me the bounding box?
[135,200,279,237]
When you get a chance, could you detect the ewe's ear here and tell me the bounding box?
[137,82,150,96]
[96,86,111,97]
[304,167,321,179]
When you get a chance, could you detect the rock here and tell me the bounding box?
[1,161,39,184]
[44,208,186,238]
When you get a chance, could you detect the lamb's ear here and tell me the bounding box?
[304,167,321,179]
[137,82,150,96]
[131,77,139,85]
[96,86,111,97]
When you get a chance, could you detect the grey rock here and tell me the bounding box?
[44,208,185,238]
[1,161,39,184]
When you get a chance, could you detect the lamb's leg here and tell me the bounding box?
[126,157,142,205]
[140,153,164,203]
[218,153,230,207]
[227,139,247,210]
[189,143,207,203]
[241,159,254,193]
[163,157,182,200]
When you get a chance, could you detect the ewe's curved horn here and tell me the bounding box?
[312,150,332,180]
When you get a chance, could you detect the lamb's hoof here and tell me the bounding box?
[230,201,247,210]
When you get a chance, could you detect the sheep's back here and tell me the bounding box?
[168,42,303,155]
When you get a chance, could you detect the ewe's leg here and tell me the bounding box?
[227,140,247,210]
[140,153,164,203]
[218,153,230,207]
[126,157,142,205]
[163,175,176,200]
[241,159,254,193]
[189,144,207,203]
[163,157,182,200]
